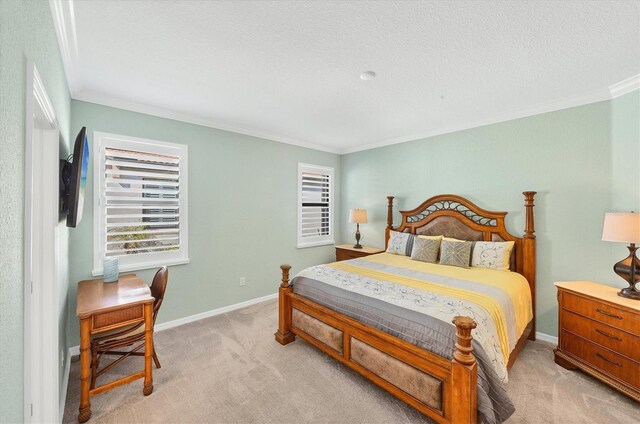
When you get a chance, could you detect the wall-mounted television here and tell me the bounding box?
[60,127,89,228]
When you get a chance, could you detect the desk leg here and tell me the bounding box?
[143,302,154,396]
[78,318,92,423]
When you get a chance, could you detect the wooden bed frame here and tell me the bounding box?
[275,192,537,424]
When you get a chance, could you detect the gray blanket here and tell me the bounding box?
[292,276,515,424]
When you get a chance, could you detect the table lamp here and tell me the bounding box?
[602,212,640,300]
[349,209,368,249]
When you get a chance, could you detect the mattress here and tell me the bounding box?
[291,252,533,424]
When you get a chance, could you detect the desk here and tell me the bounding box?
[76,274,155,422]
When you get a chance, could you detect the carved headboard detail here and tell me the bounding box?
[385,192,537,336]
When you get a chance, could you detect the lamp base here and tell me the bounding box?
[353,223,362,249]
[614,243,640,301]
[618,287,640,300]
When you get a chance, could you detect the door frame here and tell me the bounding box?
[24,62,61,423]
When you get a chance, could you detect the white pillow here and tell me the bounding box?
[386,230,415,256]
[471,241,514,271]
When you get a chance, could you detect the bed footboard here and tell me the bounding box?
[274,265,478,424]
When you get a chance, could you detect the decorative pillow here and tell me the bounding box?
[471,241,515,271]
[442,236,463,242]
[439,239,472,268]
[386,230,415,256]
[417,235,443,241]
[410,236,441,263]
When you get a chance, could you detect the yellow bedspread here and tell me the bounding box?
[329,253,533,362]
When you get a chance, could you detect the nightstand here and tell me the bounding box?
[335,244,385,262]
[554,281,640,402]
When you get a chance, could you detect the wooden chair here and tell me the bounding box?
[90,267,168,389]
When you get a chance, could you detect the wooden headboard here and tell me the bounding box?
[385,192,537,336]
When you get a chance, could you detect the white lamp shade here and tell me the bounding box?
[602,212,640,243]
[349,209,368,224]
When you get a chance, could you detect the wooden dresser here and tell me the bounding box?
[555,281,640,402]
[335,244,385,261]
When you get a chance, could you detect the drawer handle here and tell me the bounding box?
[595,353,622,367]
[595,329,622,341]
[596,308,622,319]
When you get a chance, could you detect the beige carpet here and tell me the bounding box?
[63,299,639,424]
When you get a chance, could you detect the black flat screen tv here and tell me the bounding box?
[60,127,89,228]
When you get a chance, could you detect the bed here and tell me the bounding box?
[275,193,537,424]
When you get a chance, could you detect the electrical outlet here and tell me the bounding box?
[239,277,246,286]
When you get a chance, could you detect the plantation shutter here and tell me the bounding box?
[94,133,189,275]
[104,148,181,256]
[297,163,334,248]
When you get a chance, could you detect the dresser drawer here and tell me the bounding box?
[562,330,640,388]
[562,292,640,336]
[562,310,640,362]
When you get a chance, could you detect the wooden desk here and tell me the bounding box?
[76,274,155,422]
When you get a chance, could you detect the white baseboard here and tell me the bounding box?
[60,348,71,422]
[68,292,278,356]
[535,331,558,345]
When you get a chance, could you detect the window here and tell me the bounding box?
[93,132,189,275]
[297,163,334,248]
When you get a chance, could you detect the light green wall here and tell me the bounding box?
[68,100,341,346]
[340,93,639,337]
[1,2,636,417]
[610,91,640,210]
[0,1,72,422]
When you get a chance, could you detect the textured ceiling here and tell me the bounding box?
[57,1,639,152]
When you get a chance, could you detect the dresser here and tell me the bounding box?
[555,281,640,402]
[335,244,385,261]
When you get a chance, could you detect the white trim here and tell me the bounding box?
[47,3,639,156]
[609,74,640,99]
[535,331,558,345]
[297,163,335,248]
[24,62,60,424]
[74,92,340,154]
[92,258,190,277]
[49,0,80,96]
[59,351,71,423]
[296,240,336,249]
[93,131,190,275]
[69,292,278,356]
[342,87,613,154]
[72,76,640,156]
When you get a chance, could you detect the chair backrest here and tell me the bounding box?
[150,266,169,322]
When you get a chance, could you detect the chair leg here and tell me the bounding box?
[153,350,161,369]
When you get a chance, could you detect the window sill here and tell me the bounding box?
[297,240,335,249]
[92,258,190,276]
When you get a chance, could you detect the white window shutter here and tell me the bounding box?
[297,163,334,248]
[93,133,189,275]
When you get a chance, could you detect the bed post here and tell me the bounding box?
[386,196,394,249]
[451,316,478,424]
[523,191,537,341]
[275,264,295,345]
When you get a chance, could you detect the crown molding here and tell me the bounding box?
[49,0,80,96]
[342,87,613,154]
[72,78,633,156]
[609,74,640,99]
[73,91,341,154]
[50,2,637,156]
